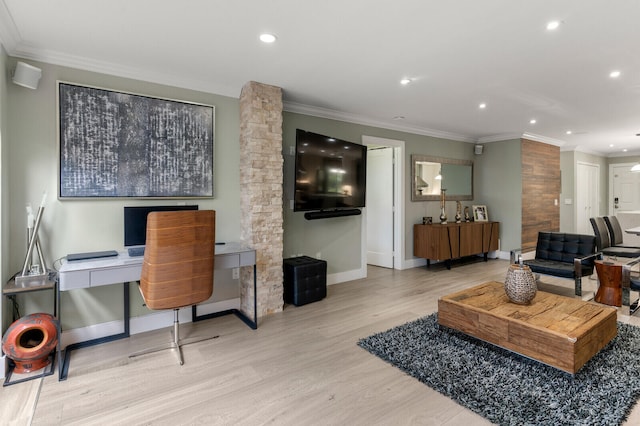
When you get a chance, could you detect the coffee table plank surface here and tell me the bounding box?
[438,281,617,374]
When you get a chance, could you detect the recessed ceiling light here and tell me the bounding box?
[546,21,560,30]
[400,78,412,85]
[565,130,572,135]
[623,148,628,152]
[479,103,487,109]
[393,116,405,120]
[529,119,537,124]
[610,70,621,78]
[259,33,277,43]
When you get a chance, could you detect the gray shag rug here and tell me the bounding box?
[358,313,640,425]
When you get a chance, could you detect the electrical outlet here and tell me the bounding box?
[232,268,239,279]
[316,252,321,259]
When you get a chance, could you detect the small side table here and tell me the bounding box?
[594,259,622,307]
[2,271,58,386]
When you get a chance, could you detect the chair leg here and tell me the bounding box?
[129,308,218,365]
[173,311,183,365]
[575,276,582,296]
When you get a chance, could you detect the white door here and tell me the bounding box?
[611,164,640,213]
[366,147,394,268]
[576,162,599,235]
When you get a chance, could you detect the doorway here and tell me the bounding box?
[610,162,640,214]
[362,136,405,270]
[576,161,599,235]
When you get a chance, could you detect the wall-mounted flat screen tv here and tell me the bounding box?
[294,129,367,212]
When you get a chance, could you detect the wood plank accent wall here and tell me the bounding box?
[521,139,560,252]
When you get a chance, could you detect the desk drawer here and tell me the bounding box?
[239,251,256,267]
[90,265,142,287]
[216,253,240,269]
[59,270,91,291]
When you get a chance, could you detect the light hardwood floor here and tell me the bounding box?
[2,258,640,425]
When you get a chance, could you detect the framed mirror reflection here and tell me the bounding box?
[411,155,473,201]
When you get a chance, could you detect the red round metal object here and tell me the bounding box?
[2,313,58,373]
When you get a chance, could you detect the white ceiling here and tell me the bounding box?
[2,0,640,156]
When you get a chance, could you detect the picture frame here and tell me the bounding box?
[57,82,215,199]
[473,205,488,222]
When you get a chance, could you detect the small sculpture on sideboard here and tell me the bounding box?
[439,189,447,224]
[455,201,462,223]
[464,206,471,222]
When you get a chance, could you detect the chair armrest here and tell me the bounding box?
[510,249,522,264]
[573,252,602,278]
[622,256,640,290]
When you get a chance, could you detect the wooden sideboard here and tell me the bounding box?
[414,221,499,269]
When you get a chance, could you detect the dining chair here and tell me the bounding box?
[604,216,640,248]
[621,257,640,316]
[589,217,640,258]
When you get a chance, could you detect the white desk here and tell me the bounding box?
[56,242,257,380]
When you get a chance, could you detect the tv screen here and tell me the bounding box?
[294,129,367,212]
[124,205,199,247]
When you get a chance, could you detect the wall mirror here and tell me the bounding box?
[411,155,473,201]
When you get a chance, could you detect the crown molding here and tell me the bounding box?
[476,132,566,147]
[477,133,523,143]
[283,101,475,143]
[604,149,640,158]
[8,43,241,99]
[0,0,19,52]
[520,133,566,147]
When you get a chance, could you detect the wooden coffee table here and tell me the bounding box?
[438,281,617,374]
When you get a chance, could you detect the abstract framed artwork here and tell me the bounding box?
[57,82,214,199]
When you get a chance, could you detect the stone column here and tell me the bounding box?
[239,81,284,319]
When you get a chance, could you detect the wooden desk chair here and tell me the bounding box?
[129,210,216,365]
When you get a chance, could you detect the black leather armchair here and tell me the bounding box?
[511,232,600,296]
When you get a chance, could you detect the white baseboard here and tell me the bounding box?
[329,251,510,286]
[400,250,509,271]
[60,298,240,349]
[327,268,366,285]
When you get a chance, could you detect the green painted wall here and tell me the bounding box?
[5,59,242,330]
[282,112,488,271]
[560,151,575,232]
[4,56,592,333]
[1,48,8,331]
[474,139,522,252]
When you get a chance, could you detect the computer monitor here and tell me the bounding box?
[124,205,199,247]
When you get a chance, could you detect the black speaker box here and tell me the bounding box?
[283,256,327,306]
